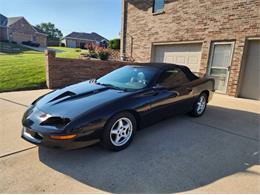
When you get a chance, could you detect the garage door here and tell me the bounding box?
[153,43,202,72]
[239,40,260,100]
[67,39,76,48]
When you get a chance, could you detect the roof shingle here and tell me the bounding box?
[64,32,108,42]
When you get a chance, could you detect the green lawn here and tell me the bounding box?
[0,43,87,92]
[51,46,87,59]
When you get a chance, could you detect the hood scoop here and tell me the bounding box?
[50,88,108,105]
[49,91,76,102]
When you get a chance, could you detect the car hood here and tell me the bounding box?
[35,81,131,119]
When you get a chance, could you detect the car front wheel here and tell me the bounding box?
[102,112,136,151]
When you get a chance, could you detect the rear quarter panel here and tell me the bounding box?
[190,77,215,101]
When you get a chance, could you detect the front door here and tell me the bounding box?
[208,42,234,93]
[149,68,193,116]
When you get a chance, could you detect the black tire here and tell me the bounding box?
[101,112,137,151]
[189,93,208,117]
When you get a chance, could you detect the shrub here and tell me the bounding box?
[75,49,81,52]
[109,38,120,50]
[22,41,40,47]
[96,47,110,60]
[60,43,65,47]
[88,50,98,58]
[80,50,98,59]
[85,42,96,50]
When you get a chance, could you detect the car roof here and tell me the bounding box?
[127,63,186,70]
[126,63,199,80]
[128,63,185,69]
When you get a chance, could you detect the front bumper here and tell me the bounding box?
[21,127,100,150]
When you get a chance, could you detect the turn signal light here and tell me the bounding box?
[50,134,76,140]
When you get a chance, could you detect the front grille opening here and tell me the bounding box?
[34,132,43,140]
[27,129,43,140]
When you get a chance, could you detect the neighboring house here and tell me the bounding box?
[0,14,8,41]
[121,0,260,100]
[62,32,108,48]
[0,14,47,47]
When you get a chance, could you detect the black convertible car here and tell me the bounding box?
[22,63,214,151]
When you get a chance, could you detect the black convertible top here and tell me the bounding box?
[128,63,199,81]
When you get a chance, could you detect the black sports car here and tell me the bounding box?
[22,63,215,151]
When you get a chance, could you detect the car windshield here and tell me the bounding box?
[96,66,158,90]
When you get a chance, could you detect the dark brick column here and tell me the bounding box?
[45,49,56,89]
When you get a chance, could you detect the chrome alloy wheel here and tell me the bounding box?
[196,95,206,114]
[110,117,133,146]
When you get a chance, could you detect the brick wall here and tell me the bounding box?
[36,34,47,47]
[10,31,31,43]
[45,50,131,89]
[0,27,8,41]
[122,0,260,96]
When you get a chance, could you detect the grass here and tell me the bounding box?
[50,46,87,59]
[0,43,87,92]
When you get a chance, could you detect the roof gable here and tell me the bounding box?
[64,32,108,42]
[7,16,23,26]
[6,16,47,36]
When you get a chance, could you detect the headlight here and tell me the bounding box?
[40,116,71,128]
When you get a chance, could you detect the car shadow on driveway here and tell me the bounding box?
[38,105,259,193]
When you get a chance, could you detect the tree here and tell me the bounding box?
[35,22,63,40]
[109,38,120,50]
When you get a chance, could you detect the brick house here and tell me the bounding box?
[0,14,47,47]
[62,32,108,48]
[120,0,260,100]
[0,14,8,41]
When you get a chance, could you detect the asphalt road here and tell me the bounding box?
[0,90,259,193]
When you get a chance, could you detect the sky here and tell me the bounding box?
[0,0,122,40]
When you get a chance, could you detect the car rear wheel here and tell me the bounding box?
[190,93,208,117]
[102,112,137,151]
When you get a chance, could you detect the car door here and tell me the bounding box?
[148,68,194,118]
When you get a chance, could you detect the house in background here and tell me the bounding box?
[62,32,108,48]
[0,14,8,41]
[121,0,260,100]
[0,14,47,47]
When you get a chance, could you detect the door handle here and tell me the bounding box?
[186,87,192,93]
[144,90,159,96]
[169,90,179,97]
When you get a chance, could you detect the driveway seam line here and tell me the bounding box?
[191,119,259,142]
[0,146,37,159]
[0,97,28,107]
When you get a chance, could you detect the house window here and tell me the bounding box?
[32,35,36,42]
[153,0,165,13]
[9,32,13,41]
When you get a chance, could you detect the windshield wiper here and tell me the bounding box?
[96,82,122,90]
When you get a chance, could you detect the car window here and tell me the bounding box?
[157,68,190,88]
[96,66,158,90]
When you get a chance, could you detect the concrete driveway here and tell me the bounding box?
[0,89,259,193]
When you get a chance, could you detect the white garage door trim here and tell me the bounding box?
[152,42,202,73]
[239,40,260,100]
